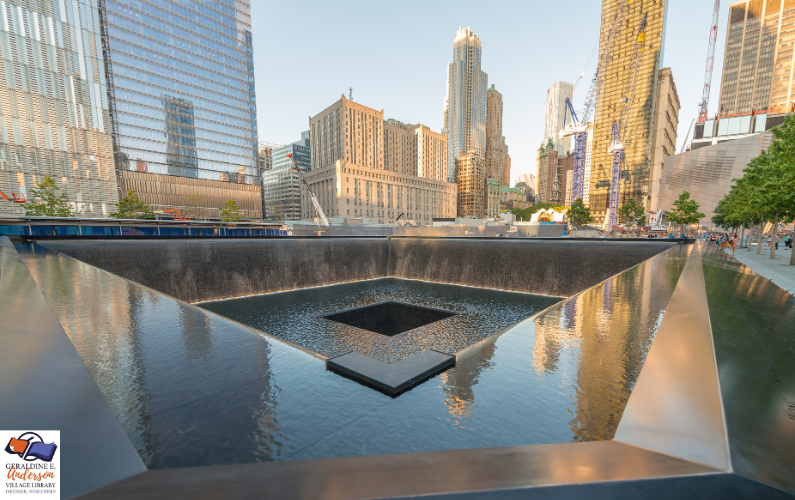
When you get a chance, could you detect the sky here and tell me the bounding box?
[252,0,729,184]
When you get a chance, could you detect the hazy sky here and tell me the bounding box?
[252,1,729,183]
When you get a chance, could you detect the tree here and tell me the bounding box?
[186,192,204,220]
[221,199,242,222]
[566,198,593,227]
[618,197,646,229]
[664,191,705,238]
[110,189,154,219]
[24,176,75,217]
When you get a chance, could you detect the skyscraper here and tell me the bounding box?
[263,131,310,220]
[589,0,668,224]
[485,85,510,187]
[103,0,261,217]
[0,0,119,217]
[691,1,795,150]
[545,81,574,155]
[443,27,488,183]
[719,0,795,117]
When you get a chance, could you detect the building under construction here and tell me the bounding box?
[589,0,669,225]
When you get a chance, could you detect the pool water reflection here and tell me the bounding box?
[18,243,688,469]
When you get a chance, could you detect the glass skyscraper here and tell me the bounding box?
[263,131,310,220]
[443,27,487,184]
[103,0,259,199]
[0,0,118,217]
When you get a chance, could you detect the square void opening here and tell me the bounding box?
[323,301,456,336]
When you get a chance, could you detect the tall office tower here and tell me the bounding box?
[0,0,119,217]
[648,68,679,212]
[455,150,485,217]
[544,81,574,155]
[536,140,558,204]
[263,131,309,220]
[719,0,795,117]
[103,0,261,218]
[305,96,456,223]
[589,0,668,224]
[443,27,488,183]
[485,85,510,187]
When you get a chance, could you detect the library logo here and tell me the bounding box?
[3,430,59,498]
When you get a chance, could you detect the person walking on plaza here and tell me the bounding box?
[730,233,738,256]
[765,234,773,251]
[785,232,793,250]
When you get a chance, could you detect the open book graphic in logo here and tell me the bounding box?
[5,432,57,462]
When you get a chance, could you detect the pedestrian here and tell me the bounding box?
[765,234,773,251]
[730,233,738,256]
[786,233,793,250]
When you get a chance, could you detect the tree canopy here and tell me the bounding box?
[24,176,74,217]
[110,189,154,219]
[566,198,593,227]
[221,199,242,222]
[711,113,795,262]
[618,197,646,229]
[665,191,705,237]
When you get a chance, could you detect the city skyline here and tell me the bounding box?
[252,1,731,186]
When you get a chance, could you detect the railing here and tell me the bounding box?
[0,217,287,239]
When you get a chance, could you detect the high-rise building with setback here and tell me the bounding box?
[648,68,679,213]
[104,0,261,218]
[589,0,669,225]
[443,27,487,183]
[545,81,574,155]
[303,96,456,224]
[0,0,119,217]
[455,149,485,217]
[691,0,794,150]
[485,84,510,187]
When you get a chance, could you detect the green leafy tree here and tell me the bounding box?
[24,176,75,217]
[221,199,242,222]
[186,192,204,220]
[566,198,593,227]
[110,189,154,219]
[618,197,646,229]
[664,191,705,238]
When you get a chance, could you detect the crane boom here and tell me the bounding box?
[607,13,648,230]
[698,0,720,123]
[561,0,629,203]
[286,153,329,227]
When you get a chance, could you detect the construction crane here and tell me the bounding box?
[286,153,329,227]
[561,0,629,202]
[607,13,649,230]
[698,0,720,123]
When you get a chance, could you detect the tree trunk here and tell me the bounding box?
[740,226,744,249]
[747,220,753,251]
[757,214,765,254]
[770,212,779,259]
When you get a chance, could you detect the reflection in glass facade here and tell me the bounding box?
[104,0,258,184]
[0,0,118,217]
[443,27,487,183]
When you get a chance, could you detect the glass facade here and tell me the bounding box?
[104,0,258,185]
[443,27,487,184]
[0,0,118,217]
[263,132,310,221]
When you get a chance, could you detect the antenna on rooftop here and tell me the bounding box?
[349,87,353,100]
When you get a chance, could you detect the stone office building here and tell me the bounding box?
[302,96,456,224]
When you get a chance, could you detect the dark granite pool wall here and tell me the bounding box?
[388,238,677,297]
[42,238,676,302]
[41,238,389,303]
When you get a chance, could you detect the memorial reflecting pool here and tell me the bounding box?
[19,243,688,469]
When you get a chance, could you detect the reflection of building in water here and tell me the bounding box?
[439,342,497,419]
[528,252,682,443]
[163,96,199,179]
